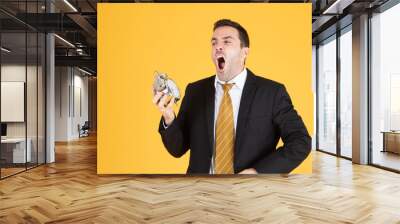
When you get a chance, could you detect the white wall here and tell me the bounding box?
[55,66,69,141]
[72,72,89,138]
[55,67,89,141]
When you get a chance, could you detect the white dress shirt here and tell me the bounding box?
[162,68,247,174]
[209,68,247,174]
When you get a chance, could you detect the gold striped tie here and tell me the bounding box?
[215,83,235,174]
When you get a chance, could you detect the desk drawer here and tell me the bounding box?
[384,133,400,154]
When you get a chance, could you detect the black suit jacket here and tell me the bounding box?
[158,69,311,174]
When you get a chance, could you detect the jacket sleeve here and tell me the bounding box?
[158,83,192,158]
[253,84,311,173]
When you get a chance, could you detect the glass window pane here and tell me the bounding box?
[340,28,352,158]
[371,3,400,171]
[1,30,27,177]
[1,1,46,179]
[27,31,38,169]
[38,32,45,165]
[318,36,337,154]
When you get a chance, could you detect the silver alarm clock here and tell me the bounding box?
[153,71,181,103]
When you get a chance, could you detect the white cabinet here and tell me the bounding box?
[1,138,32,163]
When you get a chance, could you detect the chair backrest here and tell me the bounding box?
[82,121,90,129]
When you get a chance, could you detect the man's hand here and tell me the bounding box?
[152,91,175,126]
[238,168,258,174]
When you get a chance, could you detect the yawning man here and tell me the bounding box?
[153,19,311,174]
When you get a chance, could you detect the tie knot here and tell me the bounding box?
[222,83,234,93]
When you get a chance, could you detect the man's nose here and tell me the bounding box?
[215,46,224,53]
[215,43,224,51]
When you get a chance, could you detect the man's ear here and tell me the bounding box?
[244,47,249,55]
[242,47,249,62]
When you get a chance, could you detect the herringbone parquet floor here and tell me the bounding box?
[1,134,400,223]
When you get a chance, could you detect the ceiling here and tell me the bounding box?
[0,0,394,75]
[0,0,97,74]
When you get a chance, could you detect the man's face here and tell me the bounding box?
[211,26,249,81]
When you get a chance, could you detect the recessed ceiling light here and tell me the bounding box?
[323,0,355,15]
[1,47,11,53]
[63,0,78,12]
[78,67,93,76]
[54,34,75,48]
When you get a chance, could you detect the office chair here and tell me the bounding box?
[79,121,90,138]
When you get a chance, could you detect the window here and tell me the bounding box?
[0,1,46,179]
[339,28,352,158]
[371,2,400,171]
[318,35,337,154]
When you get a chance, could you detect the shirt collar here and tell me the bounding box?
[214,68,247,90]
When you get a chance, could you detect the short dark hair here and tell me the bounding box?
[213,19,250,48]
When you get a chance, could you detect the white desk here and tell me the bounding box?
[1,138,31,163]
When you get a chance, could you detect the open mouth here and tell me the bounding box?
[217,56,225,70]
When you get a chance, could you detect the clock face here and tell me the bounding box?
[153,71,180,102]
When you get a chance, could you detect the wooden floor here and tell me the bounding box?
[372,151,400,171]
[1,163,44,178]
[0,167,26,178]
[1,134,400,223]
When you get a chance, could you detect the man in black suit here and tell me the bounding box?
[153,19,311,174]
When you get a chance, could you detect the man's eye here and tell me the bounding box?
[224,41,231,44]
[212,42,216,46]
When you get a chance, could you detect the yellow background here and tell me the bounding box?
[98,3,313,174]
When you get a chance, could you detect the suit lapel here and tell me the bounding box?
[205,76,216,156]
[234,69,258,157]
[204,71,258,165]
